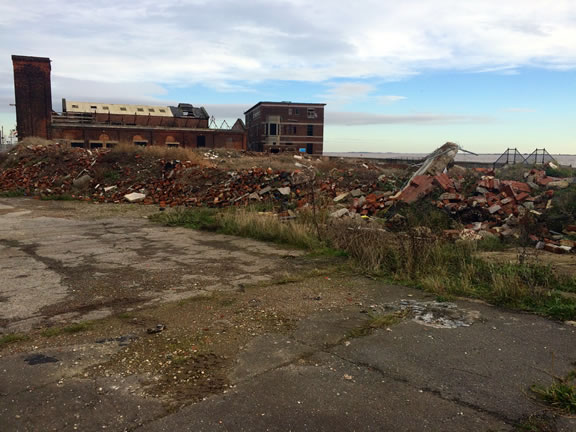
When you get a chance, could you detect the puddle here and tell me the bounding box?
[24,354,59,365]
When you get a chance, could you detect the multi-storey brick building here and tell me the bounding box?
[11,55,247,150]
[244,102,326,154]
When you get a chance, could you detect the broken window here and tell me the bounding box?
[307,108,317,118]
[269,123,278,136]
[120,107,127,111]
[294,108,299,115]
[134,141,148,147]
[102,106,109,110]
[167,143,180,148]
[70,141,84,148]
[149,108,155,113]
[105,142,118,148]
[71,104,79,109]
[89,141,103,149]
[159,109,166,113]
[307,125,314,136]
[90,105,97,109]
[137,108,144,112]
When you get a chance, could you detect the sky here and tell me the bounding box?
[1,0,575,153]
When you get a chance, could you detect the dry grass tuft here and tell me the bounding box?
[16,137,55,148]
[111,141,213,167]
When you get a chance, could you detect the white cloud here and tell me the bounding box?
[1,0,576,89]
[378,95,407,104]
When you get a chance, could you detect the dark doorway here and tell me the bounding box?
[197,136,206,148]
[306,143,314,154]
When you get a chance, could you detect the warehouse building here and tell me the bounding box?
[12,55,247,150]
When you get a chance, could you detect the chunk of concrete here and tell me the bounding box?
[124,192,146,203]
[350,189,363,197]
[333,192,349,203]
[330,208,349,218]
[277,187,291,196]
[258,186,272,195]
[547,180,569,189]
[72,174,92,190]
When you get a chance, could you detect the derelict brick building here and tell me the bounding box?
[11,55,247,150]
[244,102,326,154]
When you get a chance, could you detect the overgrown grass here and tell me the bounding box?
[0,333,29,347]
[40,194,75,201]
[545,165,576,178]
[544,184,576,232]
[151,207,327,250]
[327,222,576,320]
[0,189,26,197]
[531,371,576,415]
[41,322,92,337]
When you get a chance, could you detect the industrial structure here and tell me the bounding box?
[11,55,247,150]
[244,101,326,154]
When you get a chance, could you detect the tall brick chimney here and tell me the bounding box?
[12,55,52,140]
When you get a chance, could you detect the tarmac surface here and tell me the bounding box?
[1,198,575,431]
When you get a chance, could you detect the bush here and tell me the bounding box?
[544,185,576,232]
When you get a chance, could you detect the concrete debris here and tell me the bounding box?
[124,192,146,203]
[330,208,350,218]
[0,143,574,255]
[277,187,291,196]
[333,192,349,202]
[72,174,93,190]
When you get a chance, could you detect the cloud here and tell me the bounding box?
[1,0,576,90]
[320,83,376,105]
[377,95,407,104]
[326,111,491,126]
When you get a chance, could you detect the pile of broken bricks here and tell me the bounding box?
[327,166,576,253]
[2,143,575,253]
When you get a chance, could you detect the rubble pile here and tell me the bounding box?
[1,142,575,253]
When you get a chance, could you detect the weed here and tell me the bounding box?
[41,322,92,337]
[545,165,576,178]
[150,207,220,230]
[475,236,509,252]
[40,194,75,201]
[543,185,576,232]
[0,333,29,347]
[152,207,326,251]
[0,189,26,197]
[531,371,576,414]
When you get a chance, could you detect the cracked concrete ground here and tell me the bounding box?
[0,198,303,332]
[1,198,576,431]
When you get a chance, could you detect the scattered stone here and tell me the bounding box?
[277,187,291,195]
[72,174,92,189]
[124,192,146,203]
[330,208,349,218]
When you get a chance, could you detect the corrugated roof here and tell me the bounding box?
[66,101,174,117]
